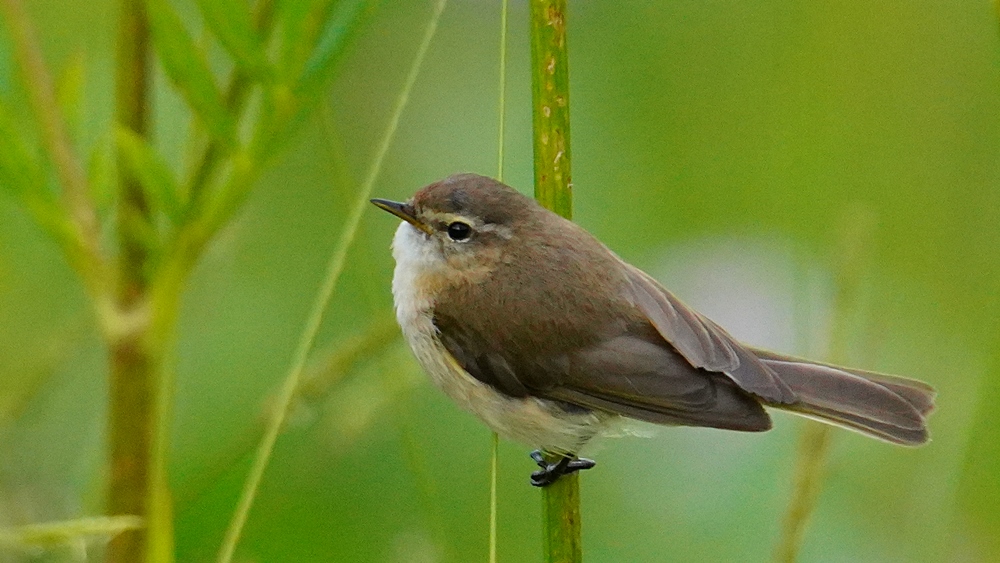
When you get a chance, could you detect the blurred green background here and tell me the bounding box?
[1,0,999,561]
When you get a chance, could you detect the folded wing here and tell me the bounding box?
[435,313,773,432]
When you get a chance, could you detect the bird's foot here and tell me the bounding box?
[529,450,596,487]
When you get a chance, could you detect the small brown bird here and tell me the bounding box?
[372,173,935,486]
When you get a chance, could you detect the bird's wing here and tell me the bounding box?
[433,314,772,432]
[621,262,796,404]
[540,332,772,431]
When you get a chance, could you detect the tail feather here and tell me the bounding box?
[751,347,936,416]
[837,370,935,416]
[752,352,935,446]
[783,401,929,446]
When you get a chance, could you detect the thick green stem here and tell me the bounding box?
[541,458,583,563]
[530,1,581,562]
[107,0,157,561]
[530,0,572,219]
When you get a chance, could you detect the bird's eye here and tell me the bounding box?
[446,221,472,241]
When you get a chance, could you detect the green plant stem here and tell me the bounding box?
[106,1,159,561]
[530,1,581,562]
[542,463,583,563]
[530,0,572,219]
[215,2,448,560]
[489,432,499,563]
[0,0,107,300]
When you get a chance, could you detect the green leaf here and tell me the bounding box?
[115,126,184,222]
[195,0,273,81]
[275,0,334,82]
[55,52,86,139]
[0,99,44,199]
[261,0,372,149]
[145,0,236,147]
[87,133,114,213]
[0,516,144,548]
[294,0,374,100]
[0,101,80,247]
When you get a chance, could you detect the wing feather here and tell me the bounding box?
[622,262,796,404]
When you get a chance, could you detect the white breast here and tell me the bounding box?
[390,222,608,454]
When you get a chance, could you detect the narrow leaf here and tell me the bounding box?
[115,126,184,222]
[55,52,86,139]
[195,0,273,81]
[275,0,334,82]
[145,0,236,147]
[264,0,373,147]
[0,99,44,198]
[0,516,143,548]
[294,0,373,100]
[0,100,80,248]
[87,133,115,212]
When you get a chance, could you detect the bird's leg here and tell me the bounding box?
[529,450,596,487]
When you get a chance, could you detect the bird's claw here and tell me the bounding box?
[528,450,596,487]
[530,450,547,467]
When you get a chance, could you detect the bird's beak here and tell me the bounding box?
[370,198,433,235]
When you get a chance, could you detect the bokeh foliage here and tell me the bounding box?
[0,0,998,562]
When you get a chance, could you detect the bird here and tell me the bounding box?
[371,173,935,486]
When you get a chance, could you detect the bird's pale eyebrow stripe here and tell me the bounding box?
[479,223,513,239]
[422,210,461,225]
[421,211,513,239]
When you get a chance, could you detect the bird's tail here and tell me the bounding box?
[752,348,936,446]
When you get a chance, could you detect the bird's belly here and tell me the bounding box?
[400,310,604,454]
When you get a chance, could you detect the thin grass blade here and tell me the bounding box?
[214,2,448,561]
[489,2,508,561]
